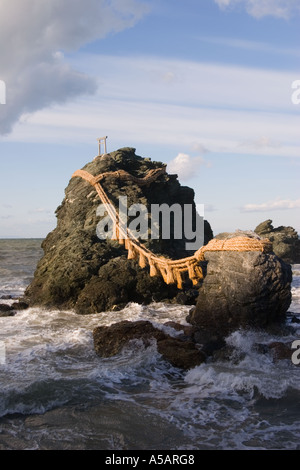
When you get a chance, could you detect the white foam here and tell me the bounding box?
[185,328,300,401]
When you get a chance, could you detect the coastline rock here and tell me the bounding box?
[93,320,206,369]
[254,219,300,264]
[187,232,292,337]
[11,301,29,310]
[0,304,15,317]
[268,341,292,361]
[0,304,13,312]
[25,147,213,314]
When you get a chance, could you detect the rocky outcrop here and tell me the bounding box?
[93,320,206,370]
[187,231,292,337]
[25,147,213,314]
[0,304,15,317]
[0,300,29,317]
[254,219,300,264]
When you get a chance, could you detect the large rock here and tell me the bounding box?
[187,232,292,337]
[254,219,300,264]
[25,147,213,314]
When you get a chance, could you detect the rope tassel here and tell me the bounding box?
[111,224,119,241]
[175,271,183,290]
[124,238,130,250]
[188,263,197,281]
[138,252,147,269]
[166,266,175,285]
[149,260,159,277]
[194,265,203,279]
[127,242,136,260]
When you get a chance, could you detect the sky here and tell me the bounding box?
[0,0,299,238]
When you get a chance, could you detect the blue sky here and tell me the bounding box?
[0,0,299,238]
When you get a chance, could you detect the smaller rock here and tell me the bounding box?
[268,341,292,361]
[93,320,205,370]
[0,304,13,312]
[1,295,12,300]
[254,219,300,264]
[93,320,166,357]
[11,301,29,310]
[157,337,205,370]
[163,321,197,338]
[0,304,15,317]
[187,233,292,337]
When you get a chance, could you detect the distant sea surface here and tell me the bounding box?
[0,238,299,450]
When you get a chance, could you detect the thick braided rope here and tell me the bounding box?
[72,168,273,289]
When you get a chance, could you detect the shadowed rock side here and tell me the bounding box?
[25,147,213,314]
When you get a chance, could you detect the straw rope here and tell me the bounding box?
[72,168,273,289]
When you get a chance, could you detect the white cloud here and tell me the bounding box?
[28,208,52,214]
[68,54,298,114]
[213,0,300,19]
[241,198,300,212]
[238,136,282,150]
[200,36,300,57]
[2,55,299,160]
[167,153,209,181]
[0,0,149,134]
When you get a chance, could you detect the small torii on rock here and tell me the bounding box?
[96,136,108,157]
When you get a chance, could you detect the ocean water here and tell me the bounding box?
[0,238,299,451]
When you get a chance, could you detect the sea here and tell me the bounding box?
[0,238,299,451]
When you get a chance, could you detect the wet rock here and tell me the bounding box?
[0,304,15,317]
[11,301,29,310]
[25,147,213,314]
[0,304,13,312]
[254,219,300,264]
[157,337,205,370]
[163,321,197,338]
[93,320,205,370]
[187,232,292,337]
[268,341,292,361]
[290,315,300,324]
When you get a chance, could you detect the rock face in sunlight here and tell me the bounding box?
[187,232,292,338]
[254,219,300,264]
[25,147,213,314]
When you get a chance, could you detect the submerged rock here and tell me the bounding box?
[254,219,300,264]
[0,304,15,317]
[11,301,29,310]
[187,231,292,337]
[93,320,206,370]
[25,147,213,314]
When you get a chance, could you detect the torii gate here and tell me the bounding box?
[97,136,108,156]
